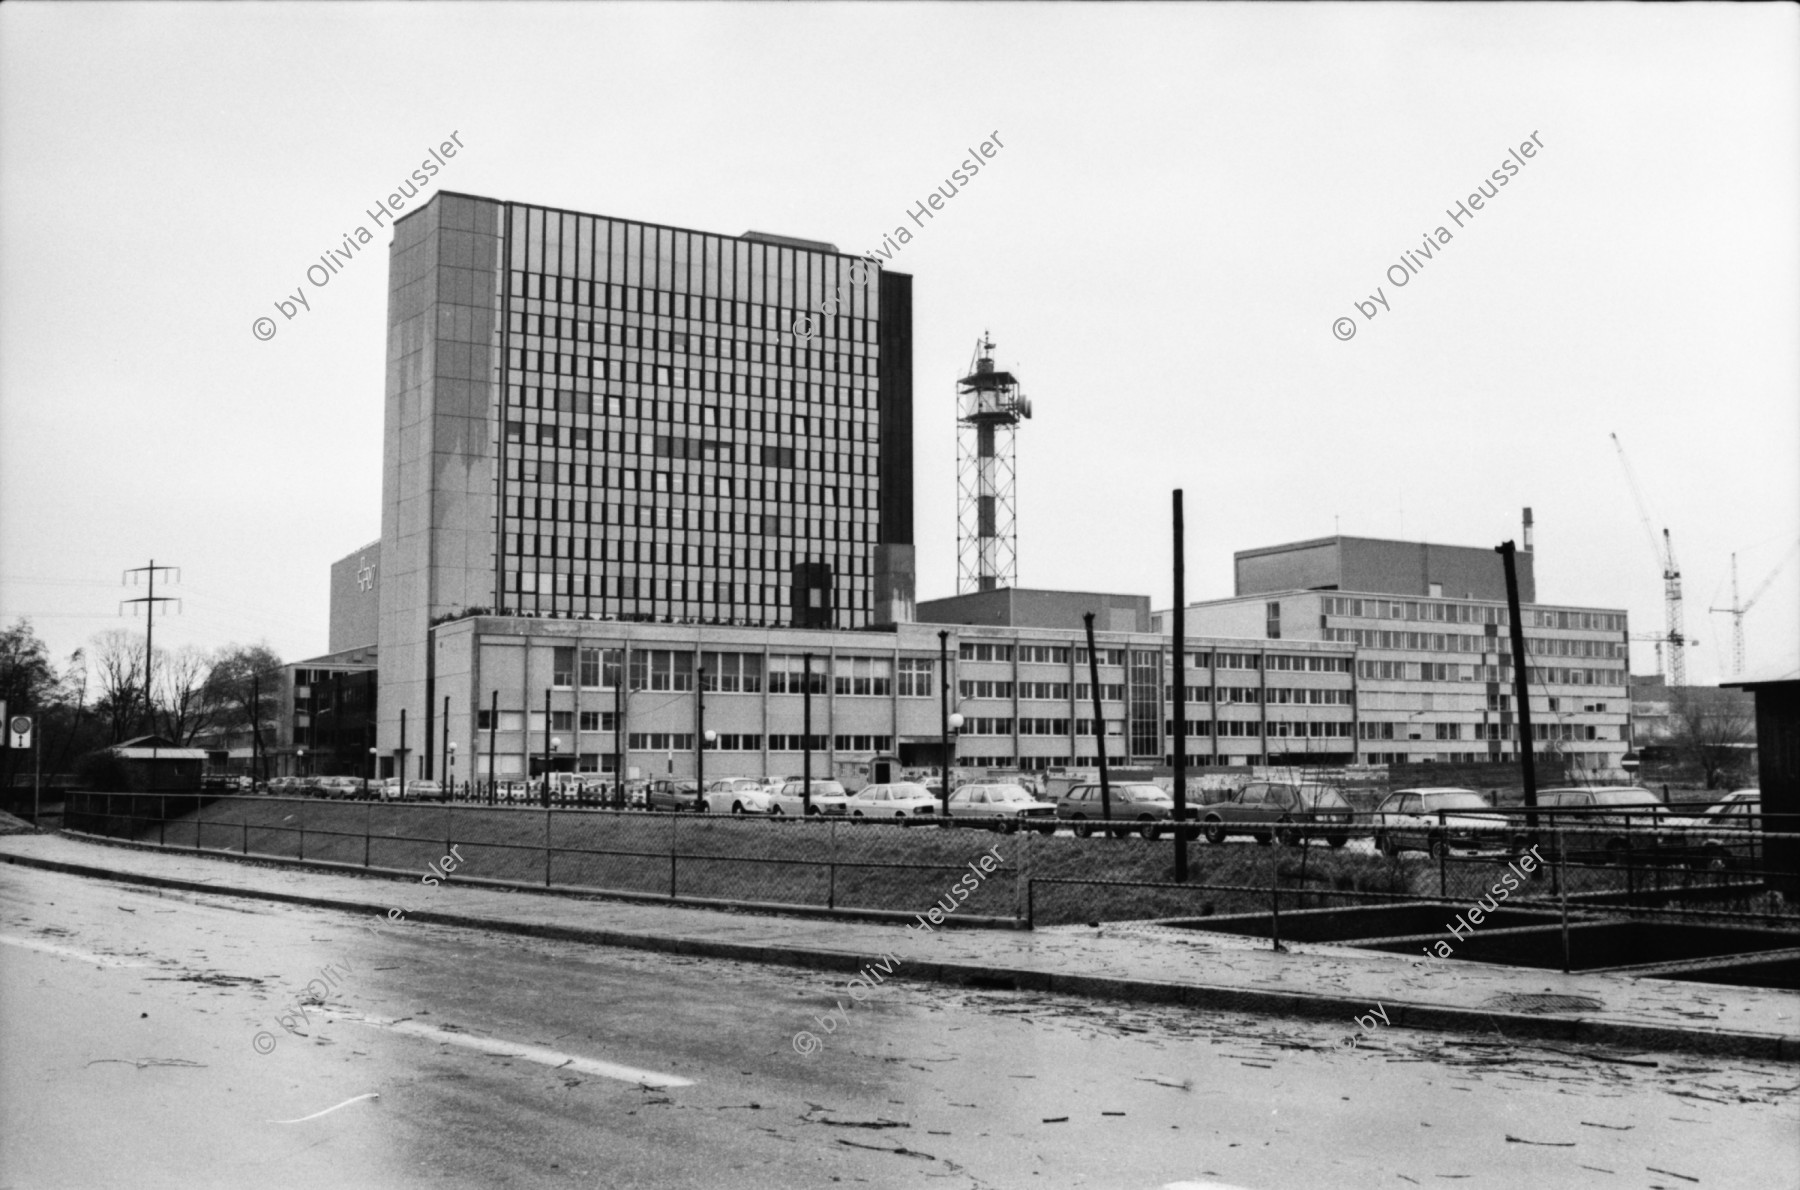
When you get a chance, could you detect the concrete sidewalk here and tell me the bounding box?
[3,831,1795,1062]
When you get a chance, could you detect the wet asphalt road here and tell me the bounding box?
[1,863,1795,1190]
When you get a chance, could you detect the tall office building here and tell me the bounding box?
[378,192,915,775]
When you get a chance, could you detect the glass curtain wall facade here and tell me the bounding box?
[492,201,890,628]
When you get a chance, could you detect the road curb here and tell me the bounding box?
[4,845,1795,1064]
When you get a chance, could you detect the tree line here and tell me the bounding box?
[0,617,281,792]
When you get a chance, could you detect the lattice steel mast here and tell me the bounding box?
[956,335,1031,593]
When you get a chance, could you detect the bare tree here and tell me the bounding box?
[1669,690,1756,790]
[155,645,219,746]
[89,629,147,744]
[206,644,283,776]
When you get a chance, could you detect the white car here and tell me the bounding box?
[945,783,1059,834]
[847,782,940,819]
[768,780,850,816]
[1370,788,1504,857]
[703,778,777,814]
[401,779,443,802]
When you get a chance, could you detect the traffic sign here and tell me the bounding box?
[8,715,32,750]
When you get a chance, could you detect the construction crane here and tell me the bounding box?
[1610,433,1688,685]
[1628,632,1698,684]
[1709,543,1799,679]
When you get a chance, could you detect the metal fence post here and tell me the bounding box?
[1270,845,1282,951]
[669,812,678,899]
[1437,811,1447,898]
[158,795,165,848]
[544,807,552,887]
[242,808,248,856]
[364,801,372,869]
[828,817,838,911]
[197,796,206,852]
[1558,824,1571,973]
[1014,826,1033,923]
[298,800,305,862]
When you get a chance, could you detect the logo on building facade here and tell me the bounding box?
[357,557,376,591]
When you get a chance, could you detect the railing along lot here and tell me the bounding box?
[60,793,1798,939]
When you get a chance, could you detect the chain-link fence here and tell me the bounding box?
[60,794,1797,981]
[62,792,1026,922]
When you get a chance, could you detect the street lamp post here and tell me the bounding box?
[547,736,562,807]
[938,630,952,816]
[366,746,376,799]
[946,712,964,817]
[447,741,457,801]
[296,747,306,781]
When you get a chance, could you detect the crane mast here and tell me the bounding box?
[1610,433,1687,685]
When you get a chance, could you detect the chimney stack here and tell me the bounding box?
[1522,507,1534,552]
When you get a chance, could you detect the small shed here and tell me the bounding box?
[111,735,209,792]
[1723,676,1797,896]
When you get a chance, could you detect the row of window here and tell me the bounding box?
[507,269,879,344]
[1358,659,1625,686]
[1323,595,1628,633]
[512,314,875,359]
[1357,722,1625,742]
[1324,627,1624,659]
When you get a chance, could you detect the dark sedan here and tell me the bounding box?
[1056,782,1193,840]
[1198,781,1354,847]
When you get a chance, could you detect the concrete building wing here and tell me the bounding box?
[919,587,1151,634]
[329,540,381,653]
[1235,534,1536,605]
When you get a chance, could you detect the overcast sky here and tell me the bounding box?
[2,3,1796,686]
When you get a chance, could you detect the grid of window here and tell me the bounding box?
[961,717,1014,736]
[1215,652,1261,670]
[832,734,894,752]
[629,650,695,691]
[578,647,624,689]
[1019,682,1070,700]
[1263,688,1353,705]
[627,732,695,750]
[833,656,893,696]
[768,733,830,751]
[700,651,764,692]
[1019,645,1070,664]
[1266,722,1352,738]
[712,733,763,751]
[578,710,620,732]
[493,204,884,629]
[958,643,1014,662]
[1075,647,1125,667]
[1018,718,1070,735]
[1075,683,1127,702]
[959,680,1014,700]
[767,654,828,694]
[897,658,934,697]
[1129,650,1160,758]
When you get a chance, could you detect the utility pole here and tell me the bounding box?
[1171,490,1189,881]
[802,651,814,815]
[1083,612,1113,824]
[1496,541,1539,830]
[121,560,179,760]
[938,631,952,815]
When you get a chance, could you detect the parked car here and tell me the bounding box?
[1526,786,1699,865]
[1200,781,1356,847]
[769,780,850,816]
[702,778,776,814]
[846,782,939,819]
[945,783,1058,834]
[1057,781,1190,840]
[402,779,443,802]
[1370,788,1499,857]
[1684,789,1761,871]
[646,779,703,812]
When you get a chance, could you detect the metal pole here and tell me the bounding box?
[938,630,952,815]
[803,651,814,815]
[696,660,706,796]
[541,688,552,808]
[1495,541,1539,831]
[544,807,552,886]
[1558,824,1571,973]
[1172,489,1188,880]
[364,801,371,868]
[441,695,450,798]
[1084,612,1112,823]
[252,671,260,785]
[145,560,155,741]
[487,689,499,805]
[669,811,678,897]
[614,651,626,810]
[1438,810,1447,897]
[1270,848,1282,951]
[33,725,41,828]
[399,707,408,787]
